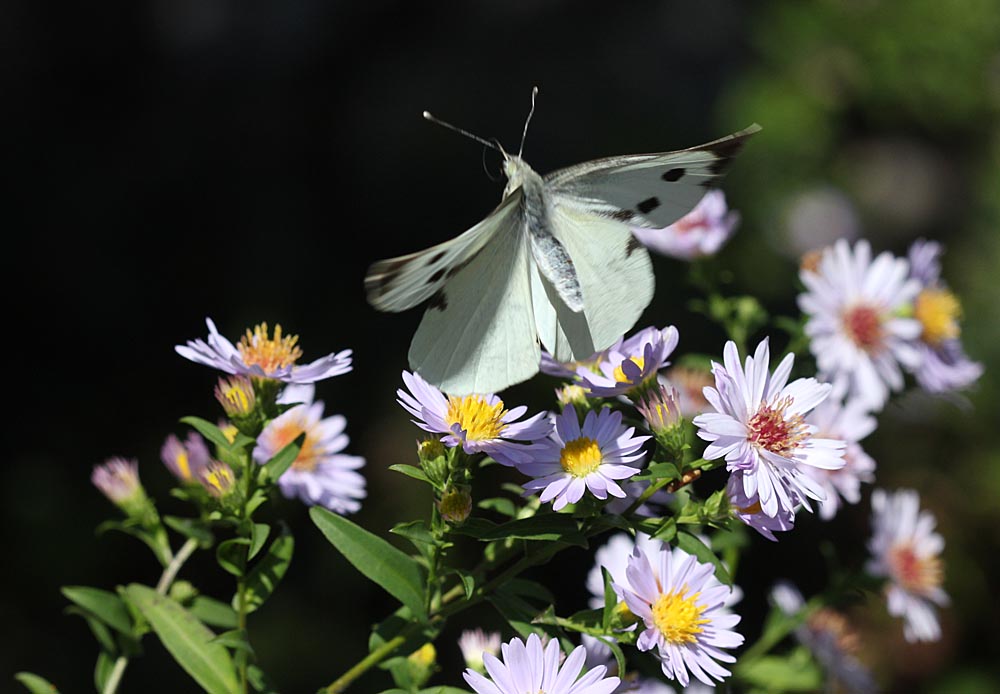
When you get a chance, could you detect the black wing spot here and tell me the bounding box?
[625,235,644,258]
[661,168,685,182]
[428,251,446,265]
[637,197,661,215]
[428,290,448,311]
[428,268,446,284]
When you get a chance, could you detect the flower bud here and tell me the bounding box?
[91,457,148,516]
[404,643,437,689]
[555,384,589,408]
[215,375,257,418]
[438,485,472,524]
[199,460,237,499]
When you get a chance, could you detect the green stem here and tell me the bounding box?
[101,656,129,694]
[236,576,249,693]
[322,632,410,693]
[155,538,199,595]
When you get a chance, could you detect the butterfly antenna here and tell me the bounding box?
[423,111,504,154]
[518,86,539,158]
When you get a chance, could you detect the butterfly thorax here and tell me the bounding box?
[502,155,542,200]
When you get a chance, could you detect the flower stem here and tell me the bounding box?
[101,656,129,694]
[322,633,410,693]
[155,537,199,595]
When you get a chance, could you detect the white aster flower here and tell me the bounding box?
[458,628,502,674]
[176,318,352,384]
[615,545,743,687]
[867,488,949,642]
[693,339,846,519]
[517,406,649,511]
[253,392,366,514]
[797,239,922,410]
[463,632,620,694]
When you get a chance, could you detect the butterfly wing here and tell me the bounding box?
[532,200,654,362]
[544,123,760,229]
[365,192,522,313]
[405,196,541,395]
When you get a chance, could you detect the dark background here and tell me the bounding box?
[6,1,1000,692]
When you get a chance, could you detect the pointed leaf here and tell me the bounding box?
[62,586,132,635]
[14,673,59,693]
[677,530,730,584]
[248,524,271,561]
[179,416,238,451]
[311,507,428,622]
[216,537,251,577]
[387,464,432,484]
[189,596,239,629]
[240,526,294,614]
[94,651,115,693]
[124,584,240,694]
[261,433,304,482]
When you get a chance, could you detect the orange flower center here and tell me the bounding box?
[888,543,943,595]
[237,323,303,373]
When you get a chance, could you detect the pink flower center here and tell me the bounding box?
[842,304,884,352]
[748,397,807,455]
[888,543,943,595]
[269,417,322,472]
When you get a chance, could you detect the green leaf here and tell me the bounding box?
[216,537,251,577]
[248,523,271,561]
[209,629,255,656]
[65,606,117,653]
[477,496,517,517]
[261,432,304,482]
[419,689,475,694]
[179,416,239,451]
[240,526,294,614]
[737,651,822,691]
[453,569,475,599]
[391,520,436,558]
[593,636,626,686]
[62,586,132,635]
[94,651,115,693]
[455,514,585,546]
[247,664,280,694]
[676,530,731,584]
[14,673,59,693]
[124,584,240,694]
[601,567,616,631]
[189,596,239,629]
[164,516,214,546]
[310,507,428,622]
[651,517,677,542]
[387,464,432,484]
[633,462,681,482]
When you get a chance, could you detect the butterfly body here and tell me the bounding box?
[366,122,760,395]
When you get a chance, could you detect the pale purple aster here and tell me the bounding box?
[797,239,923,410]
[578,327,680,398]
[176,318,352,384]
[458,628,502,674]
[631,190,739,261]
[867,488,949,642]
[693,339,846,519]
[907,240,983,394]
[802,390,877,520]
[253,393,365,514]
[160,431,212,484]
[726,471,798,541]
[770,582,877,694]
[91,457,144,506]
[581,635,675,694]
[463,633,620,694]
[614,545,743,687]
[517,406,648,511]
[541,338,624,379]
[397,370,552,466]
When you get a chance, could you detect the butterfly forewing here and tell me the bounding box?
[365,192,522,313]
[407,205,540,396]
[544,123,761,229]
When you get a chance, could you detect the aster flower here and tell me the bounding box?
[577,326,680,398]
[797,239,923,410]
[396,370,551,466]
[726,471,798,541]
[160,432,212,484]
[615,545,743,687]
[587,532,664,609]
[517,406,648,511]
[867,488,949,642]
[770,582,877,694]
[802,390,877,520]
[693,339,846,519]
[630,190,739,261]
[458,628,502,674]
[91,457,145,508]
[253,391,366,514]
[176,318,352,384]
[541,338,623,380]
[906,239,983,394]
[463,633,620,694]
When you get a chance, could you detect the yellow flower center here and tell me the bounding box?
[445,396,506,441]
[889,543,943,596]
[237,323,303,373]
[203,463,235,498]
[175,451,192,481]
[613,356,646,384]
[914,288,961,345]
[651,587,709,645]
[559,436,603,477]
[220,424,239,444]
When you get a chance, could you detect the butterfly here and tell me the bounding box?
[366,90,760,395]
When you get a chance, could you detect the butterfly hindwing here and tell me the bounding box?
[544,124,760,228]
[365,192,522,313]
[407,201,540,396]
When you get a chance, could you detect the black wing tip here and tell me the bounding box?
[700,123,763,175]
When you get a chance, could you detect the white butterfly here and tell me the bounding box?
[366,90,760,395]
